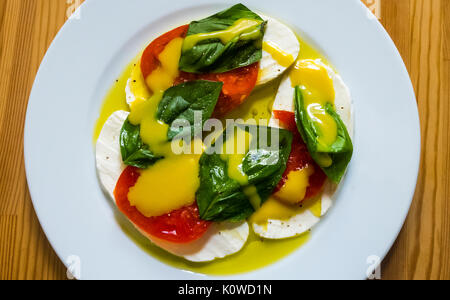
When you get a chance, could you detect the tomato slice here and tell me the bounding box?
[114,166,211,244]
[273,110,326,200]
[175,63,259,117]
[140,25,189,79]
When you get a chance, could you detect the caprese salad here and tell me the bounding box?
[96,4,353,264]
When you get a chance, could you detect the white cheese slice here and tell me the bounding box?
[256,16,300,86]
[137,221,249,262]
[95,111,249,262]
[96,110,129,200]
[252,181,337,239]
[253,62,353,239]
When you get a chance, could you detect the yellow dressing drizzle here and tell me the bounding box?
[220,126,252,185]
[146,37,183,93]
[308,196,322,218]
[298,38,331,63]
[224,78,280,124]
[126,37,202,218]
[128,156,200,218]
[183,19,262,51]
[93,62,134,143]
[290,59,337,152]
[273,166,314,205]
[243,186,262,210]
[220,126,263,209]
[250,197,306,225]
[262,41,295,68]
[314,152,333,168]
[128,92,172,156]
[129,61,151,102]
[251,194,323,226]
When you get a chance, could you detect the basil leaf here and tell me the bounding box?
[187,4,263,35]
[294,86,353,183]
[179,4,266,73]
[157,80,223,140]
[243,128,292,201]
[197,153,255,222]
[196,124,292,222]
[120,119,162,169]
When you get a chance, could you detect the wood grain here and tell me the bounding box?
[0,0,69,280]
[380,0,450,280]
[0,0,448,280]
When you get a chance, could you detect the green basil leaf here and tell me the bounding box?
[120,119,162,169]
[187,4,263,35]
[157,80,223,140]
[243,128,292,201]
[196,153,255,222]
[294,86,353,183]
[196,124,292,221]
[179,4,266,73]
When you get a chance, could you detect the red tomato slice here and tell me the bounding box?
[114,166,211,244]
[140,25,189,79]
[175,63,259,117]
[273,110,327,200]
[140,25,259,117]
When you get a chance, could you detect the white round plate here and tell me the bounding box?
[25,0,420,280]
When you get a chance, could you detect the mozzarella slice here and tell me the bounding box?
[256,16,300,86]
[254,61,353,239]
[96,110,129,200]
[253,182,336,239]
[95,111,249,262]
[137,221,249,262]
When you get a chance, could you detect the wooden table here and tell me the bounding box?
[0,0,448,280]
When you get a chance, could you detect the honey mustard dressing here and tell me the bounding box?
[219,126,263,210]
[182,19,263,52]
[290,59,337,152]
[144,37,184,94]
[127,38,202,218]
[220,126,253,185]
[263,41,295,68]
[129,61,151,102]
[274,166,314,205]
